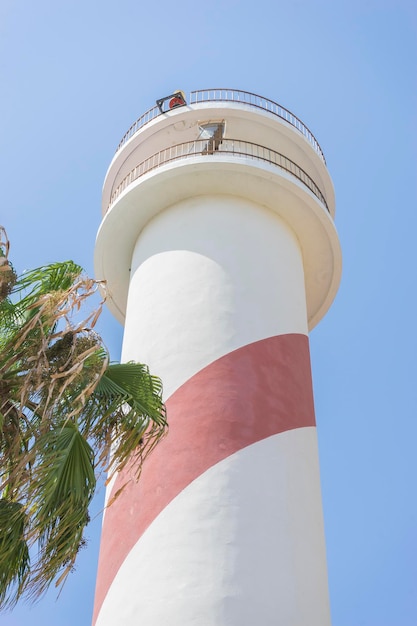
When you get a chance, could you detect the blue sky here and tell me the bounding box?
[1,0,416,624]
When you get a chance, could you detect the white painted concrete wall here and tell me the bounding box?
[121,194,307,399]
[97,430,330,626]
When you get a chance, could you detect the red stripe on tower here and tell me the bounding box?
[92,333,315,623]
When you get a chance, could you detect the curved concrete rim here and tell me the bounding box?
[95,157,342,330]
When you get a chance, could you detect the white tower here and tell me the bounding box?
[93,89,341,626]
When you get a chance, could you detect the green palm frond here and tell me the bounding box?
[89,363,167,479]
[34,422,96,516]
[97,363,165,423]
[26,422,95,597]
[12,261,83,306]
[0,500,30,608]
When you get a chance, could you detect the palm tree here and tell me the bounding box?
[0,226,167,608]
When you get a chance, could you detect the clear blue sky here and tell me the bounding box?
[1,0,416,624]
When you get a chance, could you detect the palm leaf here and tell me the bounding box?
[97,363,165,423]
[27,422,95,597]
[12,261,82,304]
[0,500,30,608]
[85,363,167,480]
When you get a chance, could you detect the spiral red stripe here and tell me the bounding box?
[93,333,315,624]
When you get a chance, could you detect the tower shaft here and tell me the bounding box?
[93,89,341,626]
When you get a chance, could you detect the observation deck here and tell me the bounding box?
[95,89,341,329]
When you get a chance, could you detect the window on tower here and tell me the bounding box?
[198,121,225,154]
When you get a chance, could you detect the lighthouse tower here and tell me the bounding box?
[93,89,341,626]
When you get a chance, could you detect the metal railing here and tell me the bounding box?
[108,138,328,212]
[191,89,326,163]
[114,89,326,164]
[116,104,161,152]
